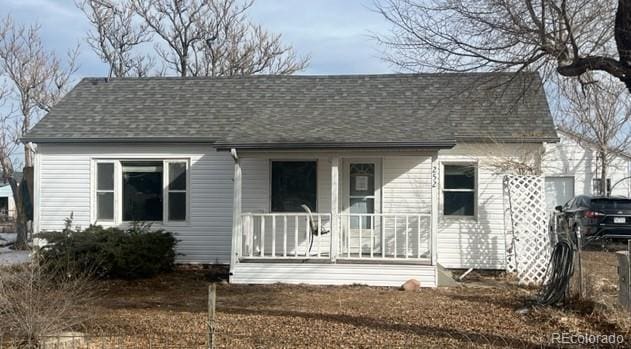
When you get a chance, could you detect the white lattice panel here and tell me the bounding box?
[504,175,551,286]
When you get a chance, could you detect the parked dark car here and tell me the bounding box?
[555,195,631,243]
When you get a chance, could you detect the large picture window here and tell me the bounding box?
[443,164,476,217]
[271,161,317,212]
[93,159,188,223]
[122,161,163,221]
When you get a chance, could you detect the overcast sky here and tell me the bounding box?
[3,0,395,77]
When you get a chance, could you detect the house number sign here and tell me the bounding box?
[432,165,438,188]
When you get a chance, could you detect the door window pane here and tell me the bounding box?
[122,161,163,221]
[350,198,374,229]
[97,192,114,220]
[350,164,375,196]
[271,161,317,212]
[168,192,186,221]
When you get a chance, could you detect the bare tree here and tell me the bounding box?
[559,75,631,196]
[374,0,631,92]
[0,16,78,249]
[131,0,308,77]
[77,0,155,77]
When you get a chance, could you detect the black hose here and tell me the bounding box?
[535,238,575,306]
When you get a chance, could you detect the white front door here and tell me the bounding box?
[343,160,381,255]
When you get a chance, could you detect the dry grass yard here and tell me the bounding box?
[77,250,631,348]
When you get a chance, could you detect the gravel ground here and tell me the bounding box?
[84,254,631,349]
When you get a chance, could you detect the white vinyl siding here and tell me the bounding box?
[543,132,631,198]
[36,143,234,264]
[434,143,539,269]
[381,156,432,215]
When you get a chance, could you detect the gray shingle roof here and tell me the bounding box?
[24,73,558,148]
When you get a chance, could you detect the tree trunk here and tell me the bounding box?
[8,176,28,249]
[600,151,609,196]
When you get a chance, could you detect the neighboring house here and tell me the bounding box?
[0,172,20,220]
[23,73,558,287]
[0,184,15,219]
[542,128,631,210]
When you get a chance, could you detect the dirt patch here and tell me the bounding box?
[83,258,631,348]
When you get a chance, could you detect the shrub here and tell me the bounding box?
[0,260,96,347]
[37,222,178,279]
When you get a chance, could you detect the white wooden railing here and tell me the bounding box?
[241,213,332,259]
[337,214,431,260]
[240,212,431,262]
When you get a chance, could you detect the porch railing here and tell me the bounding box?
[239,212,431,262]
[241,213,332,259]
[337,214,431,261]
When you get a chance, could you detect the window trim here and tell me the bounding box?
[440,161,478,219]
[269,159,318,213]
[91,157,191,226]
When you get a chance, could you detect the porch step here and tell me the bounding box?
[436,263,460,287]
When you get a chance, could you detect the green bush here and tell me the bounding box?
[37,222,178,279]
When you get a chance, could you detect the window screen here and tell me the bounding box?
[443,165,475,216]
[271,161,317,212]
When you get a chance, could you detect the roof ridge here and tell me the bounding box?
[80,71,536,82]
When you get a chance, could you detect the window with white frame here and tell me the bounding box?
[443,164,476,217]
[96,162,115,221]
[94,159,188,223]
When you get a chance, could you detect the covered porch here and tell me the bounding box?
[227,149,441,287]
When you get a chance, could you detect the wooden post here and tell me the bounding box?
[330,157,339,262]
[208,283,216,349]
[430,154,439,266]
[230,149,242,273]
[576,226,584,299]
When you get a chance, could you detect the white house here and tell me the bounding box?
[23,73,558,287]
[542,128,631,211]
[0,184,15,219]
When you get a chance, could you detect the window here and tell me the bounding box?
[167,161,187,221]
[443,164,476,216]
[96,162,114,220]
[94,159,188,223]
[592,178,611,196]
[122,161,163,221]
[271,161,317,212]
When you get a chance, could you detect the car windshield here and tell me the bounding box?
[591,199,631,211]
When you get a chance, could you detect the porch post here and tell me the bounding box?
[431,154,439,266]
[330,157,340,262]
[230,149,242,273]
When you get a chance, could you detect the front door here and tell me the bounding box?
[343,160,380,256]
